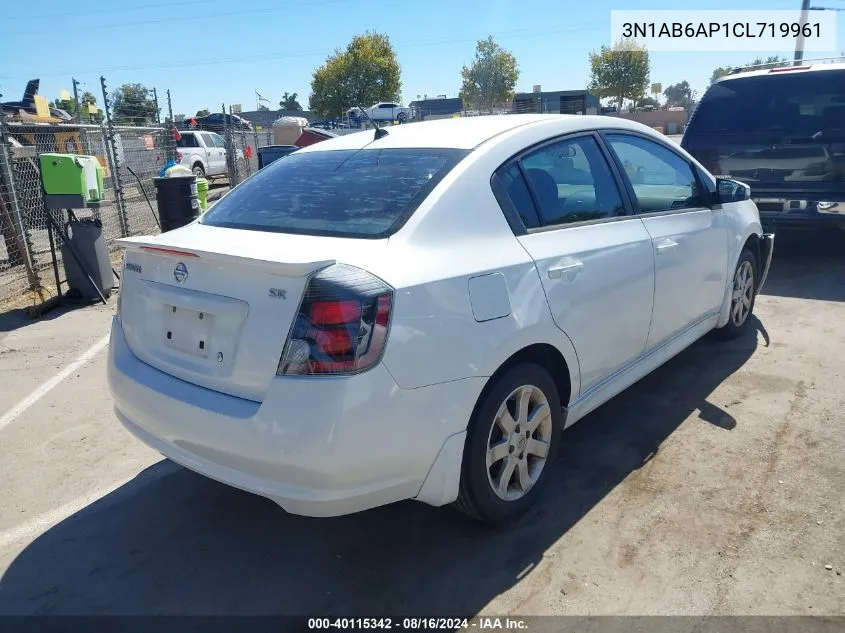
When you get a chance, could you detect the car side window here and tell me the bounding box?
[519,136,626,227]
[211,133,226,148]
[604,134,705,213]
[497,164,542,229]
[200,133,215,148]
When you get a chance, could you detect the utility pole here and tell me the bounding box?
[72,77,81,123]
[794,0,811,65]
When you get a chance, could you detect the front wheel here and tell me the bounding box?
[454,363,563,524]
[397,112,407,123]
[717,247,757,339]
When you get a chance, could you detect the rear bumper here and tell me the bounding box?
[107,317,481,517]
[756,200,845,230]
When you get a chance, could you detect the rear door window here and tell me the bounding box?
[200,148,468,238]
[520,136,626,227]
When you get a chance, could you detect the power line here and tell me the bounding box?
[0,24,604,80]
[4,0,353,36]
[2,0,210,22]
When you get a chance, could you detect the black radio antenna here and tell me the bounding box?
[354,101,388,140]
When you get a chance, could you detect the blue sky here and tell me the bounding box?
[1,0,842,117]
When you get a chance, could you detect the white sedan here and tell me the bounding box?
[109,114,774,524]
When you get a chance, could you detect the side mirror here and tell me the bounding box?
[716,178,751,204]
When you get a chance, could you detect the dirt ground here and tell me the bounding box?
[0,231,842,619]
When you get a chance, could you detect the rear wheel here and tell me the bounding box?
[192,163,205,179]
[717,247,757,339]
[397,112,407,123]
[455,364,563,524]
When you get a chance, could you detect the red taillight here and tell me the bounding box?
[311,300,361,325]
[277,265,393,376]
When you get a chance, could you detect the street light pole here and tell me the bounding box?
[794,0,811,65]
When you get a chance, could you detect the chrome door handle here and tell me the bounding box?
[655,239,679,255]
[548,261,584,279]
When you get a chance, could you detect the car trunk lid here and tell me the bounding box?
[117,224,386,402]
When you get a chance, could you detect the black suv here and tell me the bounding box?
[682,64,845,232]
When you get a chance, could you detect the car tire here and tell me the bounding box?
[716,247,757,339]
[192,163,205,179]
[397,112,407,123]
[454,363,563,525]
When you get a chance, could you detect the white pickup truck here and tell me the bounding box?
[175,130,242,180]
[347,102,412,124]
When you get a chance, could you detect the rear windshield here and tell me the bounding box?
[688,70,845,138]
[200,148,468,238]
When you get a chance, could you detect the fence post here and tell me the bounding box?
[152,88,161,125]
[223,104,238,185]
[0,106,41,293]
[164,89,176,165]
[72,78,81,124]
[101,76,130,237]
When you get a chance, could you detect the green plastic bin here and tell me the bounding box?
[196,178,209,211]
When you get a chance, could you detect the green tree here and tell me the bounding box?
[710,56,789,83]
[279,92,303,110]
[309,32,402,118]
[588,38,650,111]
[111,83,158,125]
[196,109,210,117]
[459,36,519,114]
[663,80,693,109]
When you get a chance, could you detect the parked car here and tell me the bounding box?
[175,130,243,179]
[683,62,845,232]
[110,115,773,524]
[185,113,253,133]
[347,102,412,124]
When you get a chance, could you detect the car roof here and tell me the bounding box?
[715,61,845,83]
[295,114,664,152]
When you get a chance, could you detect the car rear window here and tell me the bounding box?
[200,148,468,238]
[688,69,845,138]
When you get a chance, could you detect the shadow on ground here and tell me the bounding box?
[761,229,845,302]
[0,296,105,336]
[0,320,763,616]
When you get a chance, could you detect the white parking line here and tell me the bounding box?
[0,333,110,433]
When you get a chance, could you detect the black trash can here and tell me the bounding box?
[153,175,199,232]
[61,215,113,300]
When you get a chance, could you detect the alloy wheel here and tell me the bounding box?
[730,260,754,327]
[486,384,553,501]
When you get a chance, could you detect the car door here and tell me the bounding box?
[602,132,729,351]
[493,133,655,393]
[201,132,224,175]
[210,133,230,176]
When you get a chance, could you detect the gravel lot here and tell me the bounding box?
[0,231,843,619]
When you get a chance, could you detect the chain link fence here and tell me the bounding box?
[0,77,177,309]
[0,86,411,309]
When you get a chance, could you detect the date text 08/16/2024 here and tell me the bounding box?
[307,617,529,630]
